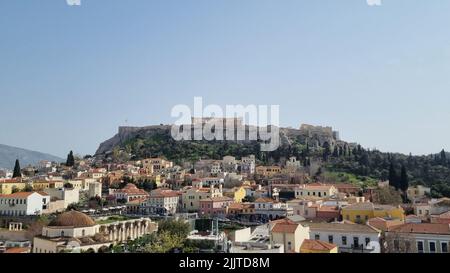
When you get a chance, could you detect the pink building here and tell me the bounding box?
[199,197,234,217]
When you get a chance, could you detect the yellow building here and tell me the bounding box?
[181,185,223,212]
[300,239,338,253]
[341,202,405,224]
[223,186,246,203]
[255,166,282,177]
[32,180,64,191]
[0,179,27,194]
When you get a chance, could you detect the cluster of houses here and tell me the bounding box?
[1,155,450,254]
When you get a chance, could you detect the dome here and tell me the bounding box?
[49,211,96,228]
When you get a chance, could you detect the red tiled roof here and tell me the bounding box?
[389,223,450,235]
[271,221,299,234]
[301,239,337,251]
[4,247,30,253]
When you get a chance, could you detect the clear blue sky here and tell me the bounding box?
[1,0,450,157]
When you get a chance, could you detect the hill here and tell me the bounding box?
[95,124,450,198]
[0,144,63,170]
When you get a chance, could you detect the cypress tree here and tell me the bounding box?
[399,165,409,192]
[388,162,399,190]
[440,149,447,165]
[66,150,75,167]
[13,159,21,178]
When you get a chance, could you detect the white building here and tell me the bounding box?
[254,198,293,220]
[301,221,381,253]
[295,184,339,199]
[88,182,102,198]
[0,192,50,216]
[201,177,224,187]
[44,188,80,209]
[142,190,180,215]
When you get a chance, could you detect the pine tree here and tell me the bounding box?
[388,162,399,190]
[13,159,22,178]
[66,150,75,167]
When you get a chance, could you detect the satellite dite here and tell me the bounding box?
[66,0,81,6]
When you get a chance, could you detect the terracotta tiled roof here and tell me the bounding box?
[271,221,299,234]
[200,196,233,202]
[4,247,30,253]
[302,221,380,234]
[0,192,43,198]
[255,197,276,203]
[301,239,337,251]
[389,223,450,235]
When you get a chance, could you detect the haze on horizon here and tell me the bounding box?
[1,0,450,158]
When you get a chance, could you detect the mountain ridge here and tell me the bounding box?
[0,144,63,170]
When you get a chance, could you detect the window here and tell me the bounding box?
[342,236,347,245]
[315,234,320,240]
[417,241,424,253]
[429,242,436,253]
[353,237,360,248]
[405,241,411,252]
[287,242,292,251]
[394,240,400,250]
[365,238,370,246]
[61,231,65,237]
[441,242,448,253]
[328,235,334,244]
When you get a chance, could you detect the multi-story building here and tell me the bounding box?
[201,177,224,187]
[142,158,173,174]
[301,221,381,253]
[385,223,450,253]
[341,202,405,224]
[44,188,80,209]
[295,184,338,199]
[199,196,234,218]
[270,218,310,253]
[111,183,149,202]
[0,179,27,194]
[88,182,102,198]
[141,190,180,215]
[181,185,223,212]
[255,166,281,177]
[407,185,431,201]
[0,192,50,216]
[254,198,293,221]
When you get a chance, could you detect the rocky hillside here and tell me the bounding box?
[95,124,345,164]
[0,144,63,169]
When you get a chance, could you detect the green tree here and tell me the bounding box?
[12,159,21,178]
[66,151,75,167]
[374,186,403,205]
[399,165,409,202]
[388,162,399,190]
[440,149,447,165]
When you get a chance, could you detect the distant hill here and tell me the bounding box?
[0,144,63,169]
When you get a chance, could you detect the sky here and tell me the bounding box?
[1,0,450,157]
